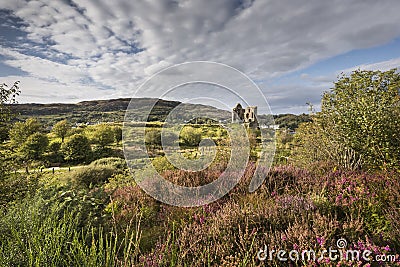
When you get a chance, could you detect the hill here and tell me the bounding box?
[9,98,231,126]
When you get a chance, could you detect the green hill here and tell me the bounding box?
[10,98,231,126]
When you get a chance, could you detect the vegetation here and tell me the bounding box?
[0,81,20,142]
[62,134,92,163]
[1,70,399,266]
[52,119,71,142]
[294,69,400,171]
[179,126,202,147]
[9,98,230,126]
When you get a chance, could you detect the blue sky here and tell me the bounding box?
[1,0,400,114]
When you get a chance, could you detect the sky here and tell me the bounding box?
[1,0,400,114]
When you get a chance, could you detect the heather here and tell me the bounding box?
[0,70,399,266]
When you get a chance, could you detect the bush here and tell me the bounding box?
[295,69,400,170]
[70,165,119,188]
[151,156,176,173]
[0,173,40,206]
[180,126,202,147]
[89,157,127,171]
[145,129,161,147]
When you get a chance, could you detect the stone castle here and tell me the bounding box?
[232,103,258,127]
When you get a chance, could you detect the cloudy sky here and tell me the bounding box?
[1,0,400,114]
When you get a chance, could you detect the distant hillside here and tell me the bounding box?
[10,98,231,126]
[9,98,310,129]
[273,113,312,130]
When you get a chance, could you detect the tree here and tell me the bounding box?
[295,69,400,170]
[62,134,92,163]
[0,81,20,142]
[91,124,114,148]
[0,81,20,123]
[9,118,42,149]
[19,132,49,161]
[0,81,20,177]
[52,119,71,142]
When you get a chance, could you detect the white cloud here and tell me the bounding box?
[1,0,400,112]
[341,57,400,73]
[1,75,114,103]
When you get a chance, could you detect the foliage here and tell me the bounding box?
[274,129,294,164]
[180,126,202,147]
[47,140,64,163]
[0,173,40,206]
[89,157,127,171]
[52,119,71,142]
[62,134,92,163]
[294,69,400,171]
[70,165,119,188]
[113,126,122,143]
[0,196,141,266]
[151,156,176,173]
[145,129,162,147]
[9,118,42,149]
[273,113,311,130]
[0,81,20,124]
[90,124,115,148]
[19,132,49,161]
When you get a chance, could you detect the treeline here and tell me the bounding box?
[2,118,122,170]
[273,113,311,130]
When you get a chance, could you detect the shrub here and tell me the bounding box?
[145,129,161,147]
[70,165,117,188]
[151,156,176,173]
[180,126,202,147]
[89,157,127,171]
[294,69,400,171]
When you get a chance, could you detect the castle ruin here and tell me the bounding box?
[232,103,258,127]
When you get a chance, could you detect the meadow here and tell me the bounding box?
[0,69,399,266]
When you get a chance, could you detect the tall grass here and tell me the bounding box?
[0,196,142,266]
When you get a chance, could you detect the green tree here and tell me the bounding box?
[52,119,71,142]
[91,124,114,148]
[0,81,20,123]
[295,69,400,170]
[0,81,20,142]
[19,132,49,161]
[9,118,42,149]
[47,141,63,163]
[180,126,202,147]
[0,81,20,177]
[62,134,92,163]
